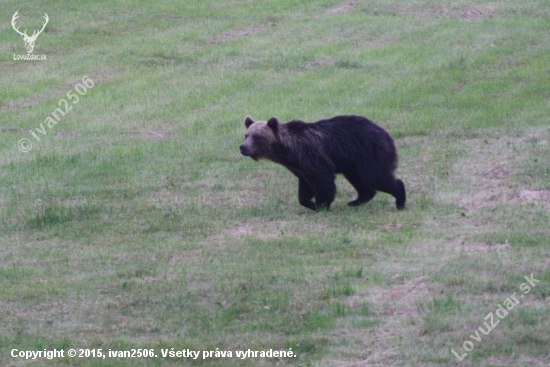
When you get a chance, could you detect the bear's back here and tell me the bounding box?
[297,115,398,174]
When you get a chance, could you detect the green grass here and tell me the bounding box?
[1,0,550,366]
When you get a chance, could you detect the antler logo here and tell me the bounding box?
[11,11,49,54]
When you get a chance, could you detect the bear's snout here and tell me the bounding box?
[239,144,248,156]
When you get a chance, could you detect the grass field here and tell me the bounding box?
[1,0,550,366]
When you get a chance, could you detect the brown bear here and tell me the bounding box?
[240,115,406,211]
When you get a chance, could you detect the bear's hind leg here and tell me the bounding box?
[344,172,376,206]
[395,179,406,210]
[298,178,316,210]
[377,176,406,210]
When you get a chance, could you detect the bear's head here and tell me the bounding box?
[240,116,279,161]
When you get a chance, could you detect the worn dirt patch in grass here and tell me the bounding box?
[55,130,82,137]
[326,3,356,15]
[453,133,550,212]
[65,69,120,90]
[1,127,27,133]
[331,275,433,365]
[168,249,204,265]
[383,223,402,232]
[458,160,516,212]
[227,219,329,239]
[359,40,387,48]
[441,131,550,213]
[354,275,432,319]
[481,162,510,180]
[120,128,173,139]
[208,27,267,44]
[0,91,59,113]
[229,220,286,239]
[461,241,512,254]
[383,275,432,317]
[517,189,550,203]
[197,190,267,209]
[91,10,141,27]
[461,9,486,19]
[358,2,510,19]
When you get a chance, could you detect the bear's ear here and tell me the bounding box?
[244,116,255,129]
[267,117,279,131]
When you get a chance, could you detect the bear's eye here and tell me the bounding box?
[245,134,249,139]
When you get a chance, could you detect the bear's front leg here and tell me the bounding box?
[312,174,336,210]
[298,177,316,210]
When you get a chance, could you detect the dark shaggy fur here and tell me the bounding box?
[240,115,406,211]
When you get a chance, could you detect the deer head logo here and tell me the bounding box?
[11,11,49,54]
